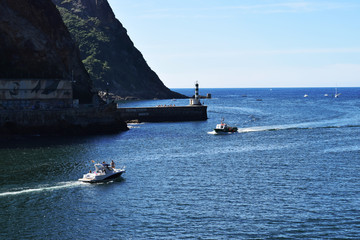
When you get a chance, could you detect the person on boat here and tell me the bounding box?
[102,161,109,167]
[111,160,115,169]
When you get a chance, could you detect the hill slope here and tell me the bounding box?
[53,0,185,99]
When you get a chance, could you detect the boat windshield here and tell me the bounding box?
[94,164,105,171]
[94,163,113,172]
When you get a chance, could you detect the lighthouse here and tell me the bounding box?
[189,82,202,105]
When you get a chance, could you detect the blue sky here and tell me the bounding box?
[108,0,360,88]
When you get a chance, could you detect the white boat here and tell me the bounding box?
[79,163,125,183]
[304,94,308,98]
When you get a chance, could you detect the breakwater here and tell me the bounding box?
[117,105,208,122]
[0,105,208,135]
[0,108,127,135]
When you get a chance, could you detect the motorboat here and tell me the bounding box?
[214,119,238,133]
[79,163,125,183]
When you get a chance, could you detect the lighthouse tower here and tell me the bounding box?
[189,82,202,105]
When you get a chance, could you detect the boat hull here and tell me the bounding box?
[79,170,125,183]
[214,128,238,133]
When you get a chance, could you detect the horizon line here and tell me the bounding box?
[170,86,360,89]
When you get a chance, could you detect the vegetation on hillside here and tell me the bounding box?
[57,6,110,85]
[54,1,185,99]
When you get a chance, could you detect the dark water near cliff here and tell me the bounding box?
[1,88,360,239]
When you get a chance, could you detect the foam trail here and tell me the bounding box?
[207,131,217,135]
[0,181,83,197]
[238,123,316,133]
[237,119,360,133]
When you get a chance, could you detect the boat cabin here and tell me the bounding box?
[215,123,227,130]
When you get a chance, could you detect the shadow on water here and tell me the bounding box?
[0,132,126,149]
[0,132,128,187]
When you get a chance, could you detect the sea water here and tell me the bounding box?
[0,88,360,239]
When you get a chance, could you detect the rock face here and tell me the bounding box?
[0,0,93,103]
[53,0,185,99]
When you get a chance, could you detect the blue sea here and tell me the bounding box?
[1,88,360,239]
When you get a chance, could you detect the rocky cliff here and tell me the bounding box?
[53,0,185,99]
[0,0,93,103]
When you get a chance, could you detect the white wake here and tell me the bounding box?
[0,181,83,197]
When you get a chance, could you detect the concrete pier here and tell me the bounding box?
[117,105,208,122]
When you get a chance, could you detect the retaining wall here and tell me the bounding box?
[0,108,127,135]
